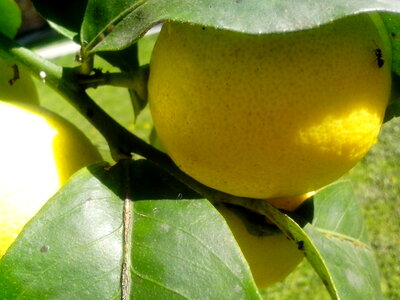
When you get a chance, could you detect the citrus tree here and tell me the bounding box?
[1,0,400,299]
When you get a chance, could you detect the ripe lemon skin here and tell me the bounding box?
[217,198,307,288]
[0,101,102,257]
[149,14,391,199]
[0,59,39,105]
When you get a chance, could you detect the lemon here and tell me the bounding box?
[217,193,310,288]
[0,59,39,105]
[0,101,102,257]
[148,13,391,199]
[266,191,315,212]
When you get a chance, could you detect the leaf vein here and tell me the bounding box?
[130,267,190,300]
[132,210,246,287]
[15,225,122,299]
[315,228,372,250]
[132,240,215,274]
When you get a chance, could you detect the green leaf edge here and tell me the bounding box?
[85,2,400,53]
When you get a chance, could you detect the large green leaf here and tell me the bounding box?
[0,160,261,299]
[0,0,21,39]
[30,0,400,53]
[0,162,383,299]
[0,162,123,299]
[304,182,382,299]
[80,0,400,54]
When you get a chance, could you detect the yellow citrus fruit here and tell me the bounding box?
[266,191,315,212]
[148,13,391,199]
[0,59,39,105]
[0,101,102,257]
[217,193,311,288]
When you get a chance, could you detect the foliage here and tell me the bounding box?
[1,1,400,299]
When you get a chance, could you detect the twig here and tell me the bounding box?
[0,33,291,227]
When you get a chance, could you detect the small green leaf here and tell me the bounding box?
[262,181,381,299]
[381,12,400,122]
[0,0,21,39]
[305,181,382,299]
[0,160,261,299]
[381,12,400,76]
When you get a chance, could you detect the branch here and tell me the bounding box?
[0,33,298,239]
[79,66,149,101]
[0,33,152,161]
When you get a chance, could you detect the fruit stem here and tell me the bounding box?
[75,49,94,75]
[0,33,151,161]
[78,66,149,101]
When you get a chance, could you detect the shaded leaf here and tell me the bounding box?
[96,44,145,120]
[30,0,87,40]
[128,88,147,122]
[80,0,400,54]
[98,43,139,72]
[0,160,261,299]
[32,0,140,70]
[0,0,21,39]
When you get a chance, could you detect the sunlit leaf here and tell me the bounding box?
[0,160,261,299]
[304,182,382,299]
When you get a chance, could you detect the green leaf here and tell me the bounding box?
[80,0,400,54]
[31,0,145,114]
[304,182,382,299]
[223,180,381,299]
[0,0,21,39]
[381,12,400,122]
[0,160,261,299]
[96,44,146,121]
[0,162,123,299]
[381,12,400,76]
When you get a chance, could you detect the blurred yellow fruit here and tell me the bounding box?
[0,101,102,257]
[266,191,315,212]
[148,13,391,199]
[0,59,39,105]
[217,193,311,288]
